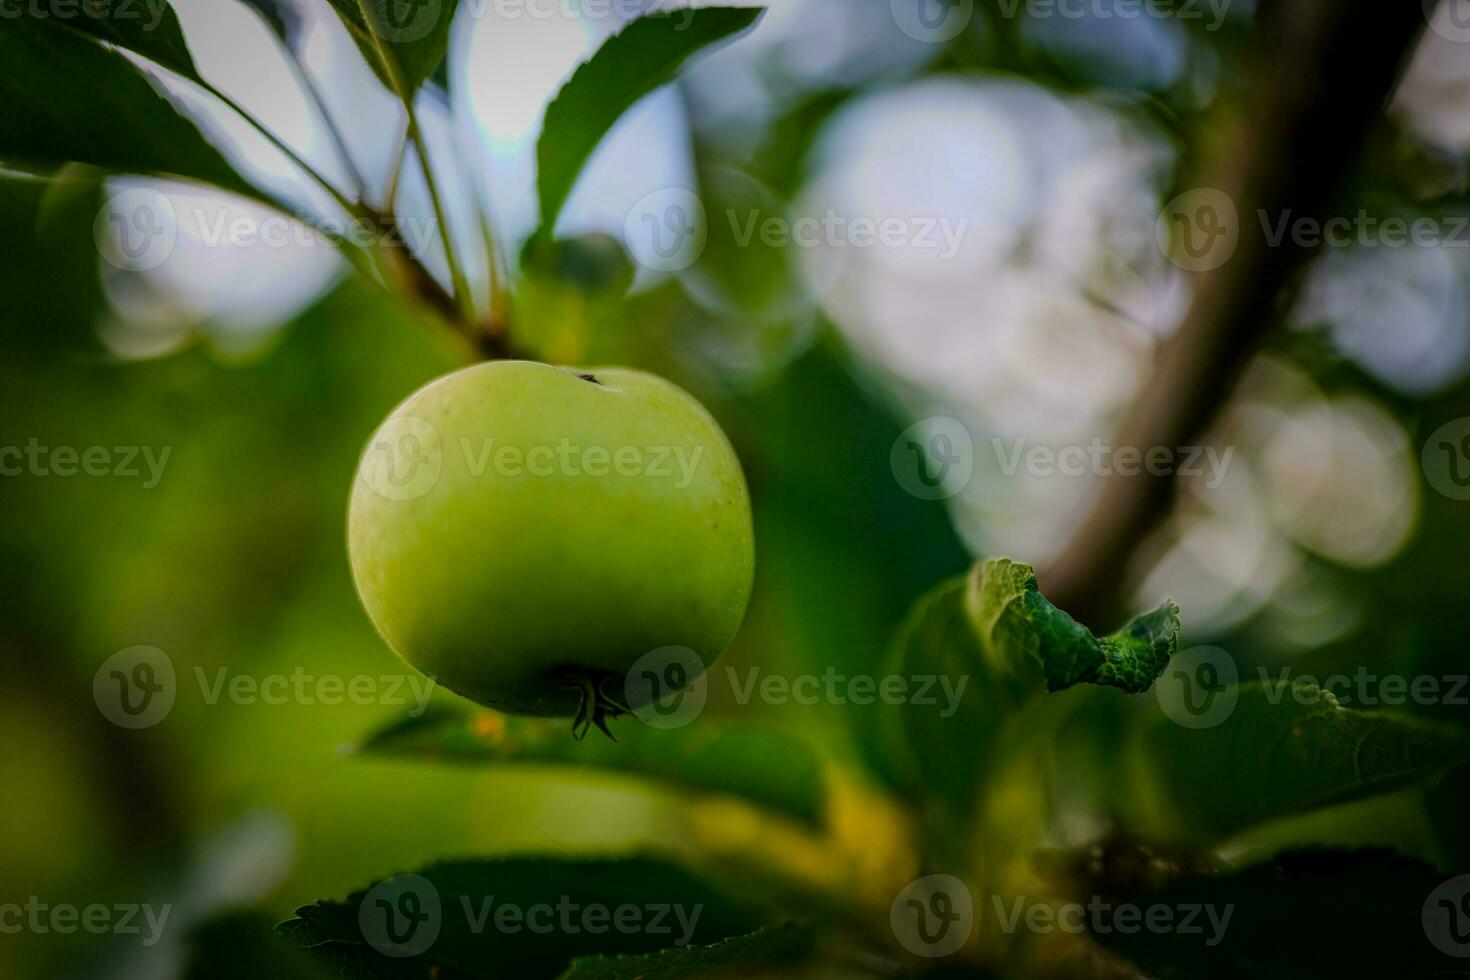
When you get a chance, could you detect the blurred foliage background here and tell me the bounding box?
[7,0,1470,975]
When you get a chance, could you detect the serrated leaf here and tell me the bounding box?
[358,703,826,829]
[1123,683,1470,843]
[875,562,1178,852]
[967,558,1179,694]
[1092,848,1470,980]
[535,7,764,235]
[557,922,814,979]
[279,856,768,979]
[321,0,461,96]
[0,14,259,198]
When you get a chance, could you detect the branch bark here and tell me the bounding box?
[1041,0,1433,625]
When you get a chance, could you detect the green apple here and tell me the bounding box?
[348,360,754,734]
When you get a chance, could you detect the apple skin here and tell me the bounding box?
[348,360,754,717]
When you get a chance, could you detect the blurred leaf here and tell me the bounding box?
[0,172,105,357]
[0,14,259,199]
[535,7,764,235]
[1,0,202,81]
[1123,684,1470,844]
[729,344,971,797]
[520,233,634,295]
[321,0,461,96]
[969,559,1179,694]
[358,703,827,829]
[880,578,994,822]
[279,856,769,979]
[1093,848,1469,980]
[557,922,815,979]
[238,0,307,50]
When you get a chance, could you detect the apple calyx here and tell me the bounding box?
[563,670,631,741]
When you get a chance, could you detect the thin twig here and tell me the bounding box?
[347,0,478,329]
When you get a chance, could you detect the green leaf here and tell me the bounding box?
[0,14,259,198]
[873,561,1178,854]
[321,0,461,96]
[1092,848,1470,980]
[357,702,827,829]
[557,922,815,979]
[0,0,203,81]
[535,7,764,235]
[278,856,769,979]
[877,578,993,823]
[1123,683,1470,843]
[967,558,1179,694]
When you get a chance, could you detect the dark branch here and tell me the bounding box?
[1042,0,1433,625]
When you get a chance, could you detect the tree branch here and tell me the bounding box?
[1041,0,1433,625]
